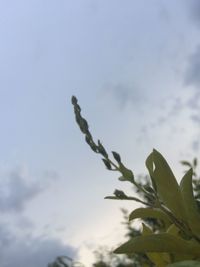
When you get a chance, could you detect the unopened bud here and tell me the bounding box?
[112,151,121,163]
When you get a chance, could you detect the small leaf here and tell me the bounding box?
[105,196,119,200]
[118,175,134,183]
[85,136,97,153]
[85,135,91,145]
[118,176,127,181]
[98,140,108,158]
[90,143,98,152]
[193,158,198,168]
[119,163,134,182]
[102,159,112,170]
[112,151,121,163]
[71,95,78,105]
[180,161,192,168]
[114,189,128,199]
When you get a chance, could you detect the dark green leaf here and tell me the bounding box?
[112,151,121,163]
[98,140,108,158]
[119,163,134,182]
[71,95,78,105]
[180,161,192,168]
[114,189,128,199]
[102,159,112,170]
[193,158,198,168]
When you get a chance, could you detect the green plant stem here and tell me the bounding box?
[106,157,155,199]
[158,203,200,243]
[105,196,151,206]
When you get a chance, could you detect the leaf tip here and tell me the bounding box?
[71,95,78,105]
[113,247,122,254]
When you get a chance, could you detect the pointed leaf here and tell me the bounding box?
[98,140,108,158]
[142,223,152,234]
[151,149,187,221]
[112,151,121,163]
[166,224,180,236]
[145,152,157,191]
[102,159,112,170]
[180,161,192,168]
[118,176,128,182]
[180,168,200,236]
[142,224,170,267]
[193,158,198,168]
[129,208,171,227]
[114,233,200,256]
[114,189,128,199]
[119,163,134,182]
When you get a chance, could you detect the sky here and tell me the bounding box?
[1,0,200,266]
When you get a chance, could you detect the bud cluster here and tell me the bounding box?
[72,96,155,203]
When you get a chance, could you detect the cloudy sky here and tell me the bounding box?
[1,0,200,266]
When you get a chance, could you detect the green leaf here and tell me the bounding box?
[180,161,192,168]
[193,158,198,168]
[112,151,121,163]
[114,233,200,256]
[98,140,108,158]
[118,176,128,182]
[102,159,112,170]
[149,149,187,221]
[71,95,78,105]
[145,152,157,191]
[167,261,200,267]
[114,189,128,199]
[166,224,180,236]
[129,208,171,227]
[118,163,134,182]
[143,184,155,193]
[180,168,200,236]
[142,222,153,234]
[142,224,170,267]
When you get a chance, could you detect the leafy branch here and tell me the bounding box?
[72,96,200,266]
[71,96,155,205]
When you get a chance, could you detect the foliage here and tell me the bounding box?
[72,96,200,267]
[48,256,84,267]
[48,256,72,267]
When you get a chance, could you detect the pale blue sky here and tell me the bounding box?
[1,0,200,266]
